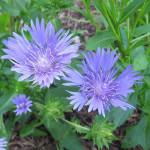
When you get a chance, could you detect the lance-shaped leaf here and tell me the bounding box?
[0,89,16,115]
[0,0,20,16]
[86,31,117,50]
[119,0,145,23]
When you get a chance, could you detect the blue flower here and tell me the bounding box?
[0,137,7,150]
[2,18,79,88]
[63,48,143,117]
[12,94,32,115]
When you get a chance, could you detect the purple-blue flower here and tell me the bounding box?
[12,94,32,115]
[0,137,7,150]
[2,18,79,88]
[63,48,143,117]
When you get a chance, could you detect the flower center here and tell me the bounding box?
[36,56,52,73]
[93,83,108,98]
[18,102,25,108]
[81,72,119,102]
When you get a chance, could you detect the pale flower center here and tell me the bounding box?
[36,56,52,73]
[18,102,25,108]
[82,72,119,101]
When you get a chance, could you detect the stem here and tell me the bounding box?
[101,1,126,57]
[10,16,13,33]
[131,32,150,43]
[10,0,14,33]
[100,1,118,38]
[34,102,45,110]
[50,8,55,19]
[16,17,20,34]
[126,1,148,53]
[34,102,89,132]
[108,0,117,25]
[116,0,119,19]
[127,18,130,40]
[61,118,89,131]
[82,0,100,31]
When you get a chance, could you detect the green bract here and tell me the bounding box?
[84,117,117,149]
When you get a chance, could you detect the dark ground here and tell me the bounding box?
[9,1,143,150]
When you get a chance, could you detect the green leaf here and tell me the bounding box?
[5,114,15,141]
[14,0,26,10]
[45,84,78,103]
[71,30,85,36]
[72,6,89,19]
[92,0,109,28]
[28,6,41,21]
[45,86,69,101]
[0,116,7,138]
[0,33,10,41]
[0,13,10,33]
[130,46,145,61]
[31,129,47,137]
[133,54,149,71]
[119,0,145,23]
[70,58,83,72]
[0,0,20,16]
[46,121,68,141]
[77,51,88,59]
[144,77,150,89]
[0,116,8,150]
[111,93,138,128]
[120,26,128,49]
[52,18,62,32]
[86,31,117,50]
[122,115,150,150]
[62,133,83,150]
[32,0,47,5]
[0,89,16,115]
[92,0,105,20]
[45,121,83,150]
[20,122,37,138]
[142,103,150,115]
[142,3,150,15]
[131,40,150,50]
[134,24,150,36]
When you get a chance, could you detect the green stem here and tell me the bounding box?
[131,33,150,43]
[127,18,130,40]
[34,102,89,132]
[61,118,89,131]
[126,1,148,53]
[10,0,14,33]
[101,1,126,57]
[82,0,100,31]
[16,17,20,34]
[50,8,55,19]
[10,16,13,33]
[100,1,118,38]
[108,0,117,25]
[34,102,45,110]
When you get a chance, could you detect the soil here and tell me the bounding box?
[8,1,143,150]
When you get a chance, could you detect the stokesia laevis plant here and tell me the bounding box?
[12,94,32,115]
[0,137,7,150]
[2,18,79,88]
[63,48,143,117]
